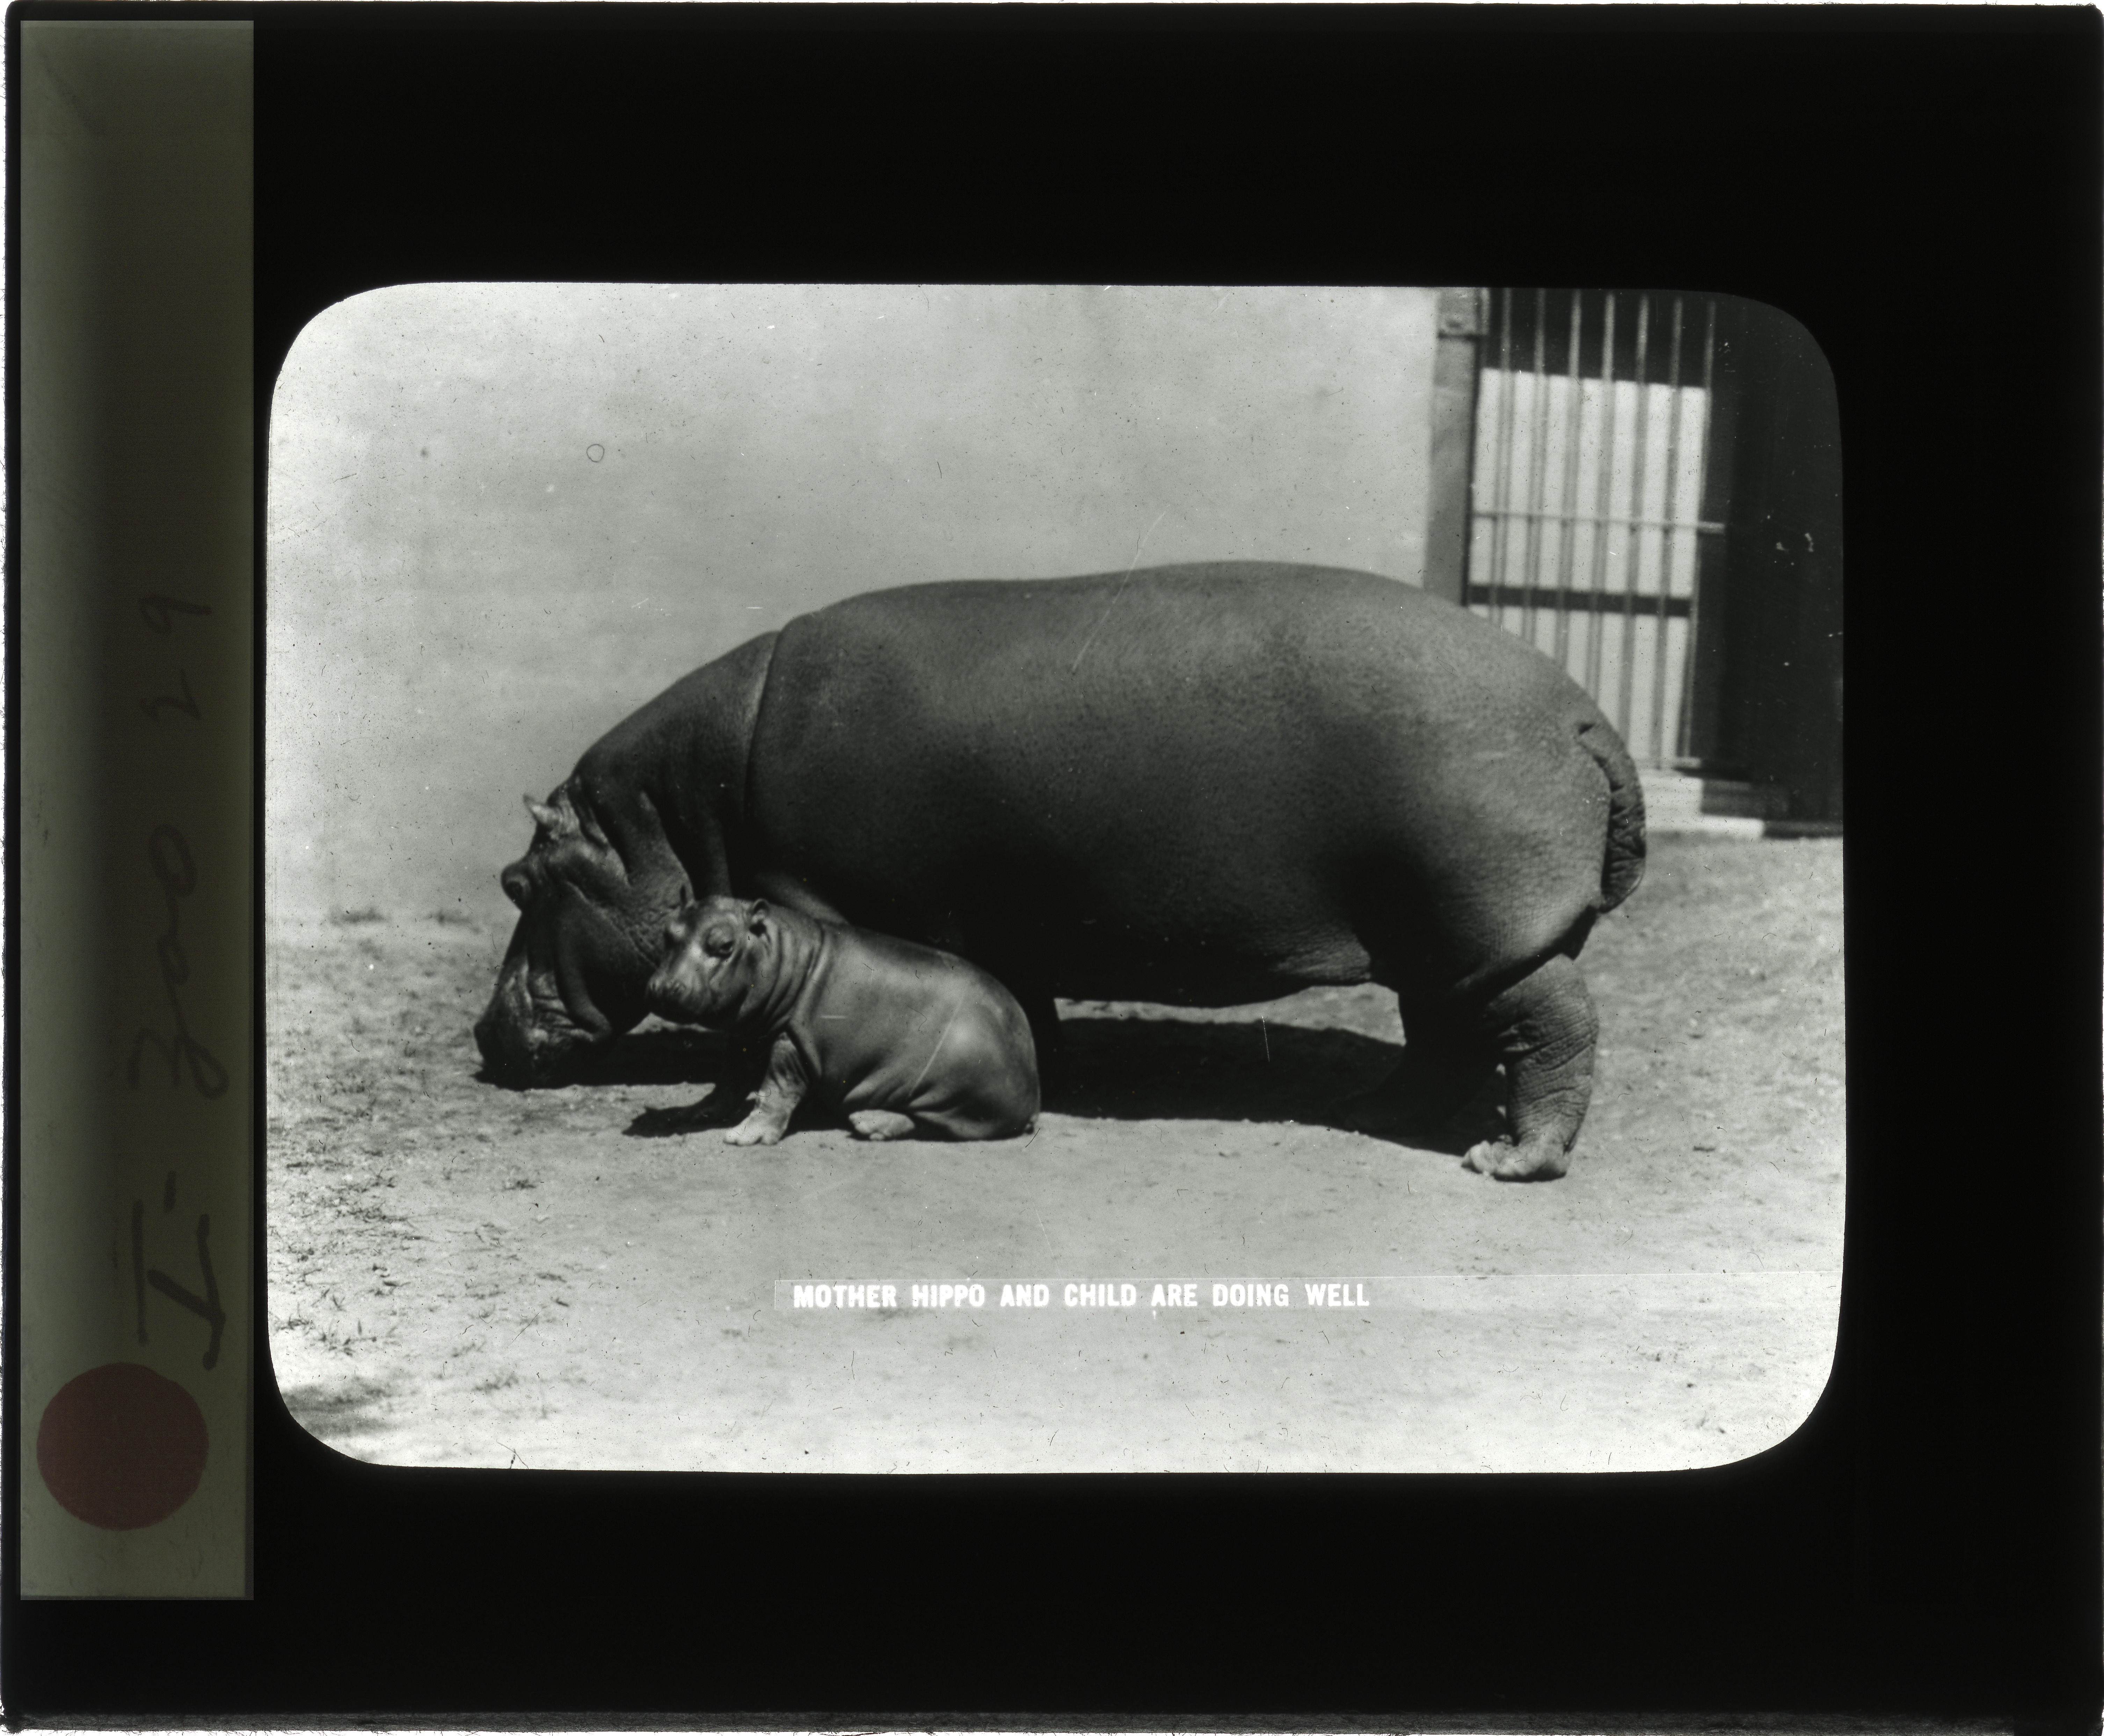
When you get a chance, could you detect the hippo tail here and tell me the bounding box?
[1579,718,1647,913]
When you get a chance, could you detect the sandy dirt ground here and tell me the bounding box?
[265,836,1843,1475]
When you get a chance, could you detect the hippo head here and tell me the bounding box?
[645,895,774,1030]
[473,785,687,1086]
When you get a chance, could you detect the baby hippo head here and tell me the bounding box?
[645,895,776,1028]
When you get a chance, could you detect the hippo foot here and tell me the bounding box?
[1461,1135,1572,1183]
[847,1109,918,1142]
[723,1112,789,1147]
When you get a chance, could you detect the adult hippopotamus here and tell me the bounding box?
[646,894,1039,1144]
[473,561,1645,1180]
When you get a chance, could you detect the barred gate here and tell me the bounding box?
[1462,288,1724,770]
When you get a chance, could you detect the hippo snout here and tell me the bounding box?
[473,1012,603,1087]
[474,971,599,1088]
[474,1002,562,1087]
[473,1003,543,1086]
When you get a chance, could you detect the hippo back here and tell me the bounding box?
[741,562,1624,1009]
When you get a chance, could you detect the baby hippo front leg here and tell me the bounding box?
[725,1033,810,1147]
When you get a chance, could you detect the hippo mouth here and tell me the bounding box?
[473,970,618,1088]
[473,1004,612,1088]
[474,1016,611,1087]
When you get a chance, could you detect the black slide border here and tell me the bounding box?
[5,4,2099,1723]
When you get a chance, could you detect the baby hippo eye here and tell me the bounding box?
[704,930,735,959]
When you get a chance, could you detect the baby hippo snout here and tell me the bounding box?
[643,953,697,1022]
[644,897,751,1025]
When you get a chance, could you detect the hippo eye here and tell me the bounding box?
[501,866,532,909]
[704,931,734,959]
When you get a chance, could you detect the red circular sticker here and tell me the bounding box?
[37,1363,209,1530]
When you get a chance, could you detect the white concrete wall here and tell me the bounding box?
[267,283,1440,918]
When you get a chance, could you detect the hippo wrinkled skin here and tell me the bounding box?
[646,894,1039,1144]
[474,561,1645,1180]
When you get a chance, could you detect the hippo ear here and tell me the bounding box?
[745,899,771,935]
[523,792,580,841]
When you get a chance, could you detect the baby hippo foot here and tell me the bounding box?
[848,1109,917,1142]
[723,1105,792,1146]
[1461,1134,1572,1182]
[724,1036,807,1146]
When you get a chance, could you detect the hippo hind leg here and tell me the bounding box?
[1339,965,1505,1139]
[848,1109,918,1142]
[1460,951,1599,1182]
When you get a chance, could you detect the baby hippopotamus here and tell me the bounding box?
[645,895,1039,1145]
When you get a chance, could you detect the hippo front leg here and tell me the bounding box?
[1461,952,1598,1182]
[725,1033,810,1146]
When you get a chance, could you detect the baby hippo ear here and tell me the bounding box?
[745,899,771,935]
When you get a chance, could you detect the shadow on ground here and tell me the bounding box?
[1052,1015,1390,1119]
[626,1091,743,1138]
[1052,1015,1504,1149]
[275,1379,397,1449]
[476,1024,754,1094]
[595,1011,1504,1149]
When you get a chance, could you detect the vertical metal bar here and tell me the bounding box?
[1616,293,1651,741]
[1648,295,1688,763]
[1675,296,1719,761]
[1423,288,1486,605]
[1551,288,1585,671]
[1582,291,1619,701]
[1519,286,1551,645]
[1483,288,1516,627]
